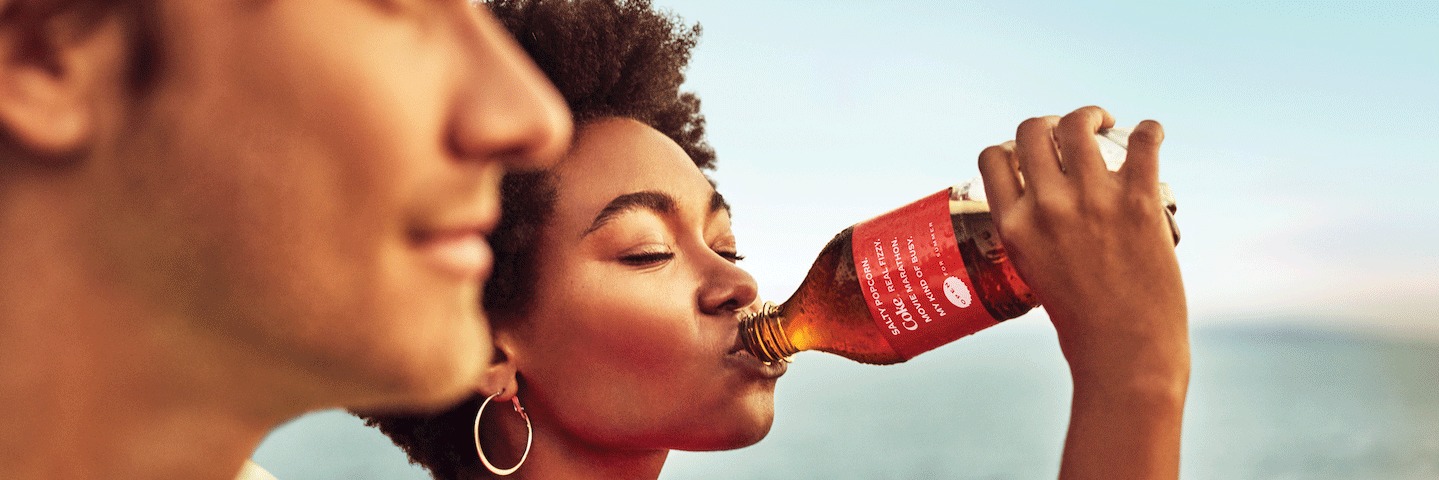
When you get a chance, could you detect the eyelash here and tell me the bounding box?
[619,252,674,266]
[717,251,746,263]
[617,250,745,266]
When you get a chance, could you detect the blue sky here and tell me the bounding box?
[653,0,1439,339]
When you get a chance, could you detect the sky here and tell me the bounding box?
[650,0,1439,340]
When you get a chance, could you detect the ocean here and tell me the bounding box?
[252,321,1439,479]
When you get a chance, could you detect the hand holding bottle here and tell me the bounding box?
[977,106,1188,479]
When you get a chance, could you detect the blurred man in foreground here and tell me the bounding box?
[0,1,570,478]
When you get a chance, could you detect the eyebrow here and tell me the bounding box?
[710,190,730,214]
[580,190,731,238]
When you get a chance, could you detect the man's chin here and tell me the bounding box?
[346,346,487,414]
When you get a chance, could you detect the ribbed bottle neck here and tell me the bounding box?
[739,301,795,364]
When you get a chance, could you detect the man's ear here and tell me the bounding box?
[0,5,126,160]
[480,328,523,402]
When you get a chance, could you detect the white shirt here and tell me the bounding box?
[235,460,279,480]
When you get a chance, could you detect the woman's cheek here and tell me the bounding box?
[585,283,699,370]
[626,314,700,371]
[560,256,704,368]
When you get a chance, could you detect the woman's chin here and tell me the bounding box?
[724,419,775,450]
[674,412,776,452]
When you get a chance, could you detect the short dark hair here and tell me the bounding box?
[357,1,715,479]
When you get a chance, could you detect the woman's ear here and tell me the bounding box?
[0,6,125,160]
[479,327,523,402]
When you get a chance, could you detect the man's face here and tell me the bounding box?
[96,0,569,408]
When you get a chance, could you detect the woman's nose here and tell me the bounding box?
[699,257,760,316]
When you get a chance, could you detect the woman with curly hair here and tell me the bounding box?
[359,1,774,478]
[360,1,1189,479]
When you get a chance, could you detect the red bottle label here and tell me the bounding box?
[851,189,998,360]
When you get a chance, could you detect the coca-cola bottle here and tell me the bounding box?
[739,128,1179,365]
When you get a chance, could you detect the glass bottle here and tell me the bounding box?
[739,128,1179,365]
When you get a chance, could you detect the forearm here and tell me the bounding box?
[977,107,1191,479]
[1057,313,1190,480]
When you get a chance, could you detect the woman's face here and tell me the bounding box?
[507,117,786,452]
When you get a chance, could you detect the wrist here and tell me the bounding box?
[1066,331,1191,411]
[1072,364,1189,409]
[1059,321,1189,398]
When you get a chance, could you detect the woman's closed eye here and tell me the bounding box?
[618,249,742,266]
[619,251,675,267]
[716,250,745,263]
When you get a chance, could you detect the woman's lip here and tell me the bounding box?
[412,229,492,281]
[726,347,788,379]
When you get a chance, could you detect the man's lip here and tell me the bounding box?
[410,227,492,280]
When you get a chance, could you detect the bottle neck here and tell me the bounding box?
[739,301,795,364]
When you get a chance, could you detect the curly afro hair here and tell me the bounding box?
[489,0,714,168]
[356,1,714,479]
[478,0,715,330]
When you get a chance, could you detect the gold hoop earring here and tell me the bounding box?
[474,391,533,476]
